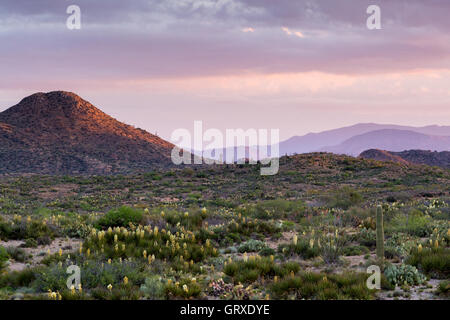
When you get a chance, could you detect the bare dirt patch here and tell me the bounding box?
[1,237,82,272]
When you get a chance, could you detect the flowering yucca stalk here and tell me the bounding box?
[292,235,298,245]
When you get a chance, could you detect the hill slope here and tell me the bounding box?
[0,91,175,174]
[360,149,450,168]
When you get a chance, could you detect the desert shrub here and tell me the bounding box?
[58,216,91,238]
[387,210,433,237]
[270,272,376,300]
[384,264,426,287]
[80,260,147,289]
[0,219,56,242]
[0,268,36,289]
[238,239,267,253]
[140,276,166,299]
[280,230,344,263]
[436,280,449,297]
[383,233,418,259]
[91,284,143,300]
[224,256,299,284]
[328,187,363,210]
[259,247,276,256]
[320,237,344,264]
[95,206,144,228]
[216,217,282,243]
[163,208,206,228]
[32,264,69,292]
[165,278,201,299]
[23,238,38,248]
[0,246,8,272]
[243,199,306,220]
[342,245,370,256]
[355,228,377,247]
[279,240,320,259]
[342,207,373,228]
[6,246,29,263]
[406,247,450,278]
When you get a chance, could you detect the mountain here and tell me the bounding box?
[278,123,450,155]
[319,129,450,156]
[360,149,450,168]
[0,91,175,174]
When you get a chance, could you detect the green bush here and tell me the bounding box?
[342,245,370,256]
[224,257,299,284]
[270,272,376,300]
[436,280,449,297]
[0,220,56,242]
[279,240,320,259]
[166,278,201,299]
[96,206,144,228]
[6,246,29,263]
[355,228,377,247]
[243,199,306,220]
[259,247,276,256]
[387,211,433,237]
[328,187,363,210]
[406,247,449,278]
[0,268,36,289]
[384,264,426,286]
[0,246,9,272]
[238,239,267,253]
[140,276,166,299]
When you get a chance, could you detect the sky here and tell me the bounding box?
[1,0,450,141]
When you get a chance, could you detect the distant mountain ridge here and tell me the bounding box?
[0,91,175,174]
[204,125,450,161]
[360,149,450,168]
[279,123,450,156]
[320,129,450,156]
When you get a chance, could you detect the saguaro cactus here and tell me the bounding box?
[376,205,384,265]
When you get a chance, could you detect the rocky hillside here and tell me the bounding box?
[0,91,175,174]
[359,149,450,168]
